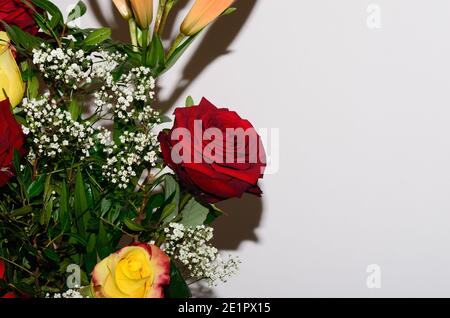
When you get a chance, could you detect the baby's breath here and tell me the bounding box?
[163,224,241,286]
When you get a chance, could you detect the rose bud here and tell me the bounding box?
[0,32,25,108]
[129,0,154,30]
[113,0,133,20]
[91,243,170,298]
[181,0,234,36]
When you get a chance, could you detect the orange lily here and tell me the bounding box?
[181,0,234,36]
[112,0,133,20]
[129,0,154,29]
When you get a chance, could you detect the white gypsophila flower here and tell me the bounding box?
[163,224,241,286]
[45,288,86,298]
[32,45,126,91]
[23,94,96,160]
[97,127,159,189]
[94,66,157,124]
[29,47,161,189]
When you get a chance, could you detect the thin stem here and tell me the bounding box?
[141,28,150,55]
[166,33,186,59]
[129,19,138,52]
[99,216,134,237]
[0,256,35,276]
[157,0,176,37]
[153,0,167,35]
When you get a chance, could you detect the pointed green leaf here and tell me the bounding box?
[180,198,209,227]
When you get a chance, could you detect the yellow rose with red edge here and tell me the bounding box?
[0,32,25,108]
[91,242,170,298]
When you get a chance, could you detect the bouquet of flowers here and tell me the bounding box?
[0,0,265,298]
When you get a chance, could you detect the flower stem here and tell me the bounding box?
[158,1,175,37]
[154,0,167,35]
[0,256,34,276]
[141,28,150,56]
[166,33,186,59]
[129,19,138,52]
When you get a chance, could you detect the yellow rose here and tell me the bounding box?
[0,32,25,108]
[91,243,170,298]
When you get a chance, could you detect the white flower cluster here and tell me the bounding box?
[23,94,95,160]
[45,289,85,298]
[32,45,125,90]
[94,66,156,123]
[97,128,159,189]
[29,46,161,189]
[163,223,241,286]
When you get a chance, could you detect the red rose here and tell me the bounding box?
[0,0,39,35]
[1,292,16,298]
[158,98,266,203]
[0,259,4,280]
[0,99,25,187]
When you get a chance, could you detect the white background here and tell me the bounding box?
[53,0,450,297]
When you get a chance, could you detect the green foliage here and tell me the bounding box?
[67,1,87,23]
[83,28,111,46]
[164,260,192,298]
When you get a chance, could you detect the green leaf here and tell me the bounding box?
[124,219,146,232]
[180,198,209,227]
[185,96,195,107]
[59,179,70,232]
[11,205,32,217]
[12,149,21,173]
[43,248,60,263]
[67,1,87,23]
[205,204,224,224]
[74,169,89,237]
[100,198,112,218]
[164,261,191,298]
[1,22,43,51]
[83,28,111,46]
[222,7,237,16]
[27,174,46,199]
[68,233,87,247]
[85,234,97,274]
[96,221,109,258]
[29,0,64,30]
[165,34,200,72]
[146,34,165,75]
[41,174,53,225]
[161,202,177,223]
[69,98,80,121]
[159,114,172,123]
[164,174,180,209]
[27,75,39,99]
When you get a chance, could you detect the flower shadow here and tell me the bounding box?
[157,0,258,114]
[87,0,131,43]
[213,194,264,250]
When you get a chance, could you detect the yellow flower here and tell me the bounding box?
[113,0,133,20]
[181,0,234,36]
[91,243,170,298]
[129,0,154,30]
[0,32,25,108]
